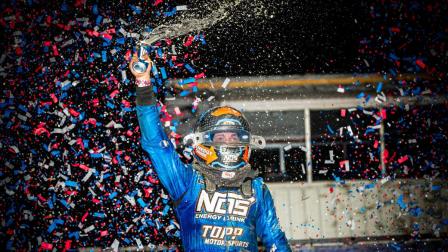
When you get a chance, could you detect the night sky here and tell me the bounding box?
[194,0,367,76]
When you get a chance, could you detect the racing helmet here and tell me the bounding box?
[183,106,265,183]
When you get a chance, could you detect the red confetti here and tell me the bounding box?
[81,212,89,222]
[69,108,80,117]
[40,242,53,250]
[390,27,400,33]
[50,93,58,103]
[398,155,409,164]
[110,89,119,98]
[415,59,426,69]
[183,36,194,47]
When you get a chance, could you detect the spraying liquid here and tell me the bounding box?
[132,1,242,73]
[140,0,242,45]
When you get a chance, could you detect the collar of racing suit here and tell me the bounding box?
[192,162,258,198]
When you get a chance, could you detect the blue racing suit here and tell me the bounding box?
[136,87,291,251]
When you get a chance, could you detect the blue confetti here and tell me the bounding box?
[326,124,335,134]
[93,212,106,218]
[397,194,407,210]
[109,191,117,199]
[65,180,79,188]
[180,90,190,97]
[178,77,195,85]
[137,198,147,207]
[376,82,383,93]
[102,50,107,62]
[184,63,195,73]
[431,185,441,191]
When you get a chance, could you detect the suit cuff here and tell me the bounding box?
[136,86,157,106]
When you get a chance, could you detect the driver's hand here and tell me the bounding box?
[129,52,152,81]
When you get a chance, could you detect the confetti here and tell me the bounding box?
[222,77,230,89]
[176,5,188,11]
[0,0,209,249]
[339,160,349,171]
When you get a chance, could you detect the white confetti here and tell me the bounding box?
[119,18,129,25]
[135,238,144,249]
[61,39,74,48]
[83,225,95,233]
[124,195,136,206]
[375,92,387,103]
[346,125,354,136]
[176,5,188,11]
[367,125,381,130]
[324,150,335,164]
[9,146,19,153]
[118,27,128,36]
[17,114,27,121]
[61,80,71,89]
[340,160,350,171]
[129,32,140,39]
[111,239,120,252]
[134,170,144,182]
[82,169,95,182]
[106,120,124,129]
[88,187,96,197]
[62,108,70,116]
[381,176,390,184]
[222,78,230,89]
[51,124,75,134]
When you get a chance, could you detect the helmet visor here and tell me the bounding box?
[202,129,250,146]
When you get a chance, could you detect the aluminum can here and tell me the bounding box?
[132,46,149,73]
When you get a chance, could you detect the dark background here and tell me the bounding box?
[193,0,367,76]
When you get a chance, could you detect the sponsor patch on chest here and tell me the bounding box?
[195,190,255,217]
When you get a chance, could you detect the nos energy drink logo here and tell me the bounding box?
[196,190,255,217]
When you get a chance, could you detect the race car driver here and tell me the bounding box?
[130,53,291,251]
